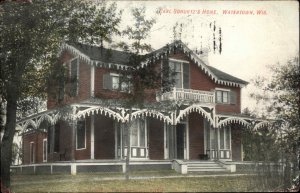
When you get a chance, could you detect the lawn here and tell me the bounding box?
[11,171,280,192]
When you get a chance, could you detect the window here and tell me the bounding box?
[216,90,229,104]
[131,119,146,147]
[103,73,129,92]
[30,142,35,164]
[43,139,47,162]
[123,119,146,147]
[220,126,230,150]
[216,89,237,104]
[70,58,79,96]
[169,59,190,89]
[76,119,86,149]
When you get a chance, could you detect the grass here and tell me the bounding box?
[11,171,280,192]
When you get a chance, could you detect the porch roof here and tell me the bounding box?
[216,113,272,130]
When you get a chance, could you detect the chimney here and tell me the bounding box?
[198,47,209,65]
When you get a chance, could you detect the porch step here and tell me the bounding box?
[186,161,228,173]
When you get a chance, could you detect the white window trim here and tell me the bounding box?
[215,87,230,92]
[219,127,231,150]
[109,73,131,92]
[169,58,189,64]
[69,57,79,96]
[91,65,95,97]
[130,118,147,148]
[218,126,232,159]
[30,141,35,164]
[76,119,87,150]
[169,59,189,89]
[215,89,230,104]
[43,139,47,162]
[164,122,168,159]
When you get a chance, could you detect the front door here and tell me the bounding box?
[176,123,186,159]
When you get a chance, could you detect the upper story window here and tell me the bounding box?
[169,59,190,89]
[103,73,129,92]
[215,89,237,104]
[70,58,79,96]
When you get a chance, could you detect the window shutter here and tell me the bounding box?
[230,90,237,104]
[103,73,112,90]
[183,63,190,89]
[162,58,170,92]
[70,59,78,96]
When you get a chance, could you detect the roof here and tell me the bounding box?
[70,43,130,65]
[207,65,248,85]
[61,41,248,87]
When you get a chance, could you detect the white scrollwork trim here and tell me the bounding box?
[75,106,126,123]
[253,121,270,130]
[176,105,214,126]
[218,117,251,128]
[130,109,173,125]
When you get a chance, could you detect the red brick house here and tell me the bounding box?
[15,41,270,174]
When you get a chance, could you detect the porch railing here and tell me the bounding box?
[156,87,215,104]
[206,149,231,159]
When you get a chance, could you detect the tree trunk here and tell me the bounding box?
[1,99,17,188]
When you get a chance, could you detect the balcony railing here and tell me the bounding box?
[156,87,215,104]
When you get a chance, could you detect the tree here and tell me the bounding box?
[248,56,300,189]
[116,6,160,180]
[0,0,122,188]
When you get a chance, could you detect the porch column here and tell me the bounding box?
[70,119,76,161]
[90,115,95,159]
[49,125,55,162]
[168,124,176,159]
[214,126,219,160]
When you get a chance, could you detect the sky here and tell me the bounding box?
[112,0,299,112]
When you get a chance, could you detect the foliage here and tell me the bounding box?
[0,0,122,188]
[249,57,299,161]
[117,6,160,107]
[11,142,22,165]
[245,56,300,189]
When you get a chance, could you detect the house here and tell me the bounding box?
[14,40,270,174]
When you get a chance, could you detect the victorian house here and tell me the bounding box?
[15,40,269,174]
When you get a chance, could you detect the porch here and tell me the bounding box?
[16,101,270,165]
[11,159,235,175]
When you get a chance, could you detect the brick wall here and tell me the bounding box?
[47,51,91,109]
[22,132,47,164]
[231,124,242,161]
[48,50,241,114]
[94,68,130,99]
[169,51,241,114]
[50,118,91,161]
[75,116,91,160]
[56,120,72,161]
[148,117,164,160]
[94,114,115,159]
[188,113,205,160]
